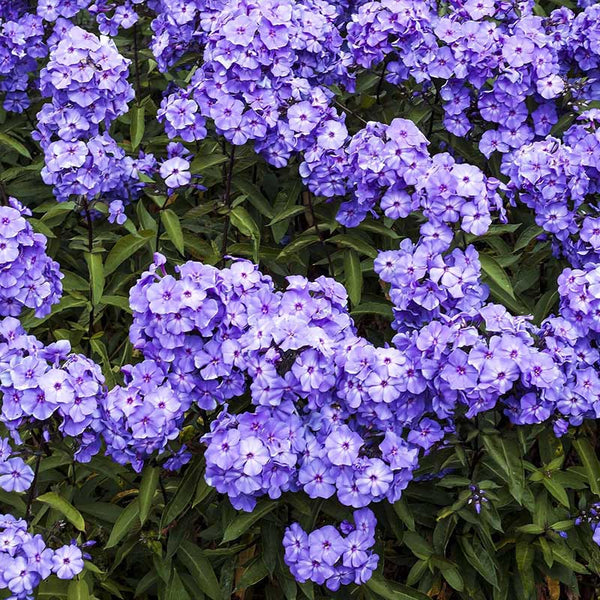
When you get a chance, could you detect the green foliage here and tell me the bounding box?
[2,6,600,600]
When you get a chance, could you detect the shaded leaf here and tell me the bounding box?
[178,541,222,600]
[161,209,185,255]
[222,500,278,543]
[366,572,430,600]
[130,104,145,151]
[105,499,140,549]
[139,466,159,526]
[344,250,362,306]
[36,492,85,532]
[84,252,104,306]
[104,231,154,276]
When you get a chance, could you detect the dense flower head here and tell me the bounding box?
[0,514,84,598]
[502,111,600,266]
[149,0,227,72]
[0,438,34,494]
[0,8,46,112]
[35,22,154,203]
[125,246,600,525]
[0,317,105,462]
[303,118,506,231]
[342,0,600,162]
[37,0,91,21]
[101,362,193,472]
[0,197,63,318]
[156,0,351,167]
[89,0,144,35]
[283,509,379,591]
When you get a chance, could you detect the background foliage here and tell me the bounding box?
[2,1,600,600]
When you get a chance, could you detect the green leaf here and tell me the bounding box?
[482,435,525,504]
[516,524,545,535]
[278,234,319,260]
[298,581,314,600]
[229,206,261,262]
[268,205,305,226]
[162,461,202,527]
[541,476,570,508]
[550,543,588,574]
[38,579,69,598]
[516,540,535,597]
[440,566,464,591]
[573,438,600,495]
[139,466,159,526]
[222,500,278,543]
[402,532,433,558]
[178,541,222,600]
[0,489,26,514]
[550,520,574,532]
[161,209,185,255]
[234,180,274,219]
[514,225,543,252]
[104,231,154,276]
[366,572,430,600]
[459,537,498,589]
[90,338,116,388]
[100,295,131,313]
[105,499,140,549]
[406,560,428,586]
[130,104,145,151]
[36,492,85,532]
[539,537,553,568]
[393,498,415,531]
[344,250,362,306]
[84,252,104,306]
[328,234,378,258]
[67,579,90,600]
[0,132,31,158]
[166,569,191,600]
[190,153,228,172]
[407,103,432,126]
[479,254,515,299]
[351,302,393,320]
[533,290,559,324]
[235,559,269,591]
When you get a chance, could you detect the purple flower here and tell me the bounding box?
[0,458,34,493]
[51,545,84,579]
[159,157,191,188]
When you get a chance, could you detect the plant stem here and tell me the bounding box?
[376,57,392,104]
[220,146,236,264]
[84,202,95,352]
[25,449,43,521]
[333,100,368,125]
[133,23,142,103]
[304,190,333,276]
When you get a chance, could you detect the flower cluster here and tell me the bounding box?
[283,509,379,591]
[149,0,226,72]
[0,9,46,113]
[0,514,84,599]
[304,118,505,230]
[0,438,34,494]
[0,198,63,318]
[345,1,570,153]
[35,23,153,204]
[89,0,143,35]
[101,360,192,472]
[0,317,106,463]
[502,111,600,266]
[37,0,91,21]
[157,0,351,167]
